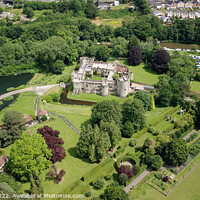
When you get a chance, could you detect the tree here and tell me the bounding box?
[0,182,16,198]
[52,60,65,74]
[23,7,34,18]
[118,173,128,186]
[85,1,98,19]
[128,35,140,51]
[151,155,163,170]
[1,110,26,147]
[135,0,151,14]
[100,121,121,149]
[96,45,110,62]
[134,91,150,110]
[93,179,104,190]
[37,126,66,163]
[122,121,135,138]
[164,139,188,166]
[77,125,111,162]
[117,165,134,179]
[7,134,51,182]
[30,174,44,196]
[156,75,172,107]
[152,49,170,74]
[90,100,122,127]
[128,46,142,66]
[122,99,146,132]
[102,185,129,200]
[195,101,200,127]
[0,8,3,14]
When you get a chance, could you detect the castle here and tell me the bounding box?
[71,57,133,98]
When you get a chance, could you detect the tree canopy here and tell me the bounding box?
[134,91,150,110]
[7,134,51,182]
[164,139,188,166]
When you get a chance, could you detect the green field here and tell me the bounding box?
[41,103,92,131]
[129,163,200,200]
[0,91,37,123]
[191,81,200,93]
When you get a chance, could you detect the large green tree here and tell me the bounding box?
[134,91,150,110]
[90,100,122,127]
[151,155,163,170]
[1,110,26,147]
[135,0,151,14]
[164,139,188,166]
[102,185,129,200]
[7,134,52,182]
[100,121,121,149]
[122,98,146,132]
[77,125,111,162]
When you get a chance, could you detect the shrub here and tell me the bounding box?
[41,115,47,121]
[170,168,177,174]
[132,165,140,175]
[129,139,137,147]
[154,172,162,180]
[118,173,128,186]
[117,165,134,179]
[114,146,125,158]
[163,176,168,182]
[196,72,200,81]
[57,170,66,183]
[104,174,112,181]
[93,180,104,190]
[85,191,91,197]
[186,132,198,143]
[52,94,59,102]
[148,127,155,133]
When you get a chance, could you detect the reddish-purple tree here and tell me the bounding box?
[163,176,168,182]
[37,125,66,163]
[57,170,66,183]
[117,165,134,179]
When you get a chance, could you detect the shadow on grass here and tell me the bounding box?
[68,147,92,164]
[143,64,159,75]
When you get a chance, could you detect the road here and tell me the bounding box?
[123,168,152,193]
[0,84,59,100]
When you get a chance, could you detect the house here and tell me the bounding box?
[176,0,184,8]
[196,10,200,17]
[174,9,181,17]
[167,1,177,9]
[182,10,188,18]
[0,155,8,173]
[166,9,173,17]
[23,114,34,126]
[193,0,200,8]
[152,10,163,16]
[98,3,108,10]
[166,17,172,24]
[38,109,49,120]
[189,11,196,18]
[184,0,194,8]
[114,1,119,6]
[161,16,168,22]
[153,2,162,9]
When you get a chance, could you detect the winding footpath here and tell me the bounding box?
[0,84,59,101]
[183,128,199,141]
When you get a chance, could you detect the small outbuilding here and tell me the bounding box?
[24,114,34,126]
[38,109,49,120]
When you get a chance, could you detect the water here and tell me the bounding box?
[0,74,33,111]
[160,43,200,50]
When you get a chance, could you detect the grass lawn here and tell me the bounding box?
[101,18,123,28]
[129,163,200,200]
[29,65,74,86]
[67,92,133,103]
[0,91,37,123]
[15,117,99,195]
[41,103,91,131]
[111,4,129,10]
[191,81,200,93]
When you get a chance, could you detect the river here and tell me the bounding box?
[160,43,200,50]
[0,74,33,111]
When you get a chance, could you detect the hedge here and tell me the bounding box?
[113,145,126,158]
[116,155,140,168]
[82,158,113,181]
[181,124,195,139]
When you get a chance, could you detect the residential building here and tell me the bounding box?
[182,10,188,18]
[189,11,196,18]
[167,1,177,8]
[196,10,200,17]
[166,9,173,17]
[0,155,8,173]
[152,10,163,16]
[184,0,194,8]
[193,0,200,8]
[176,0,184,8]
[174,9,181,17]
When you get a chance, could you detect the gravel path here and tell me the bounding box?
[0,84,59,100]
[183,128,198,141]
[123,168,152,193]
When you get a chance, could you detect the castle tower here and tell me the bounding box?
[101,78,109,97]
[117,76,130,98]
